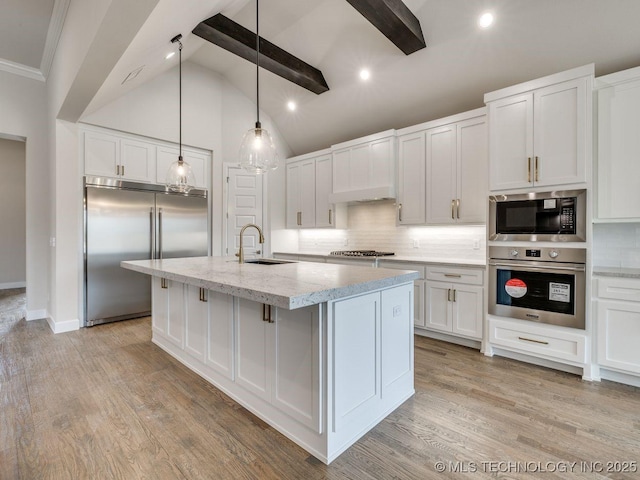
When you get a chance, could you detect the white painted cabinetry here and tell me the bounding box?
[424,265,483,339]
[594,276,640,379]
[81,124,210,188]
[396,108,487,226]
[595,67,640,220]
[286,150,345,229]
[426,115,487,224]
[485,65,592,191]
[329,130,396,203]
[396,132,426,225]
[377,261,425,328]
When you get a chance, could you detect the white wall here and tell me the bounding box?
[0,70,49,319]
[0,138,27,288]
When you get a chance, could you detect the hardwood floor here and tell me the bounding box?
[1,304,639,479]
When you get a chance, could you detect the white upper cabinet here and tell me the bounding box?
[82,124,210,189]
[286,150,345,229]
[329,130,396,203]
[485,65,592,192]
[397,132,426,225]
[396,108,487,226]
[595,66,640,220]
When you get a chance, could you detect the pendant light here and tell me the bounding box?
[238,0,278,174]
[166,34,196,193]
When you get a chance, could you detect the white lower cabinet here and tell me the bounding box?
[150,275,414,464]
[595,276,640,377]
[488,316,586,365]
[377,261,425,328]
[424,266,483,340]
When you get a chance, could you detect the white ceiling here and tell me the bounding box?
[5,0,640,156]
[0,0,54,68]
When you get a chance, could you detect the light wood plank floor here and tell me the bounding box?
[1,300,639,479]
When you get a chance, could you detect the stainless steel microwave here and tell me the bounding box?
[489,190,586,242]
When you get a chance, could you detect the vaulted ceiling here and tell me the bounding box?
[4,0,640,156]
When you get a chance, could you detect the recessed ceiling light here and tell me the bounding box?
[359,69,371,81]
[478,12,494,29]
[287,101,297,111]
[165,51,176,60]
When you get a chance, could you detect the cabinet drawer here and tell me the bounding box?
[377,261,425,279]
[426,265,483,285]
[594,277,640,302]
[489,317,586,364]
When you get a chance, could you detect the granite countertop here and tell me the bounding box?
[274,251,486,267]
[121,256,421,310]
[593,266,640,279]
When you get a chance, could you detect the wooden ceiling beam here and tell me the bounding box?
[193,14,329,95]
[346,0,426,55]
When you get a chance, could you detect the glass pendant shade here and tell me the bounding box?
[165,157,196,193]
[239,123,278,174]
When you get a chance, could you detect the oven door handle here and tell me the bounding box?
[489,261,585,273]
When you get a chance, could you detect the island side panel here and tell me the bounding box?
[326,282,415,463]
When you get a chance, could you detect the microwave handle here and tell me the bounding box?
[489,261,585,273]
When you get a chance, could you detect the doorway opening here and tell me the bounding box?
[0,137,26,324]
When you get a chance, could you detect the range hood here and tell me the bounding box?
[328,185,396,204]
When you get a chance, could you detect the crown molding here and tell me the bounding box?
[40,0,70,79]
[0,58,45,82]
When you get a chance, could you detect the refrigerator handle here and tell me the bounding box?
[158,208,163,259]
[150,207,155,260]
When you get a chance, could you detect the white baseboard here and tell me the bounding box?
[46,316,80,333]
[26,309,47,321]
[0,281,26,289]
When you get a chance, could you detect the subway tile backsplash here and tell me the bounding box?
[593,223,640,267]
[297,200,486,261]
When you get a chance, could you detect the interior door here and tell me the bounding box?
[225,165,263,257]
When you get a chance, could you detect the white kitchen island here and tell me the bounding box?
[121,256,420,464]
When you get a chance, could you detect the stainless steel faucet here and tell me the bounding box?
[236,223,265,263]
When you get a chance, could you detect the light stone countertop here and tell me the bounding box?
[274,251,487,267]
[121,256,421,310]
[593,266,640,279]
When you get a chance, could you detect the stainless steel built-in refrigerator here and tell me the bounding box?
[84,176,208,327]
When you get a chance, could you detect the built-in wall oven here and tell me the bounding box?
[488,246,586,329]
[489,189,586,242]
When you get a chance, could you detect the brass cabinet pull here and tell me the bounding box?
[518,336,549,345]
[329,209,333,225]
[447,288,452,302]
[527,157,532,183]
[262,304,274,323]
[116,165,120,176]
[297,211,302,226]
[451,199,455,219]
[398,203,402,222]
[161,278,168,289]
[199,287,207,302]
[452,289,456,302]
[444,273,462,278]
[535,156,539,182]
[456,199,460,219]
[121,165,125,176]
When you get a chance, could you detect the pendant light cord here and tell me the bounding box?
[179,39,183,160]
[256,0,260,127]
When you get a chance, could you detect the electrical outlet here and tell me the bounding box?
[413,238,420,248]
[393,305,402,317]
[473,238,480,250]
[343,238,349,246]
[50,237,56,247]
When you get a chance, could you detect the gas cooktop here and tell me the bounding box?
[329,250,395,257]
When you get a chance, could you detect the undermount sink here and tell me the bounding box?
[245,258,296,265]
